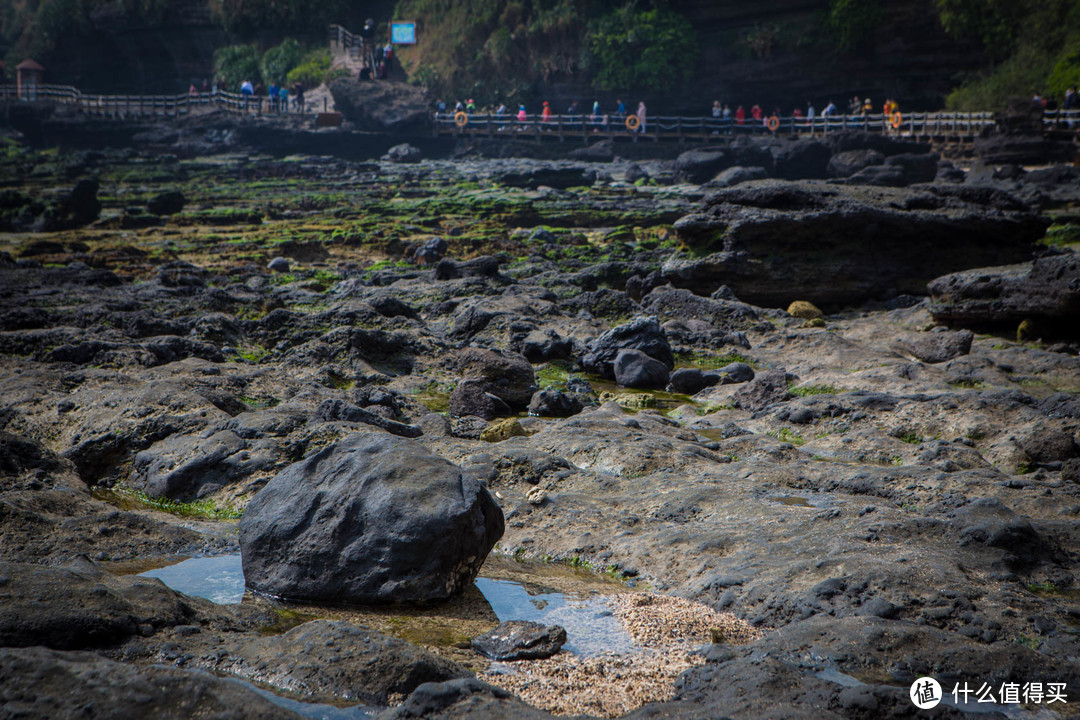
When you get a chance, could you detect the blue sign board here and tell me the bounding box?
[390,21,416,44]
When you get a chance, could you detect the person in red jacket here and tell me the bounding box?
[541,101,552,123]
[735,105,746,125]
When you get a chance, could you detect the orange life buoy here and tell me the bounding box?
[891,111,902,129]
[454,111,468,128]
[766,115,781,132]
[625,114,641,131]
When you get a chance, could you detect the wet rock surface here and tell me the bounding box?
[0,143,1077,719]
[471,620,567,660]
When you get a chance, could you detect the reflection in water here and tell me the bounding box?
[475,577,635,656]
[222,676,376,720]
[138,554,636,657]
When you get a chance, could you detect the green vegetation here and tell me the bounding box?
[260,38,303,85]
[940,0,1080,109]
[214,44,263,88]
[258,608,318,635]
[286,49,333,88]
[100,484,242,520]
[1042,223,1080,248]
[896,431,923,445]
[585,4,698,92]
[393,0,697,102]
[767,427,806,446]
[788,383,840,397]
[823,0,882,52]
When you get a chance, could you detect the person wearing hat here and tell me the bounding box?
[541,100,552,125]
[466,98,476,113]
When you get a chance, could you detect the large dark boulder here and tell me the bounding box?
[528,389,583,417]
[929,254,1080,340]
[675,149,731,183]
[328,78,430,132]
[449,379,510,420]
[39,180,101,232]
[828,149,886,178]
[732,369,791,412]
[974,98,1075,165]
[613,348,670,389]
[239,434,504,603]
[772,139,830,180]
[665,181,1047,306]
[455,347,536,409]
[146,190,185,216]
[580,316,674,379]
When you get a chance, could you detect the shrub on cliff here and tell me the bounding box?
[286,49,332,89]
[584,4,697,92]
[214,44,262,88]
[260,38,303,85]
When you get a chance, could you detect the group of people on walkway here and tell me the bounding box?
[437,98,649,132]
[228,78,305,112]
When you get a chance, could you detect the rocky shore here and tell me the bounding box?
[0,129,1078,719]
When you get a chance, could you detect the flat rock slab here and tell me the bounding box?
[472,620,567,661]
[664,180,1047,306]
[928,254,1080,341]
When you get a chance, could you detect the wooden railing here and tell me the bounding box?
[5,82,1078,139]
[432,110,1013,141]
[0,84,320,117]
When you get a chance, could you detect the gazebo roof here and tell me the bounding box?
[16,59,44,72]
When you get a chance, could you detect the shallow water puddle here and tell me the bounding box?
[475,577,634,656]
[137,554,635,657]
[139,554,246,604]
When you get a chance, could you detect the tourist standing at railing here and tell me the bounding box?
[466,98,476,113]
[807,102,815,121]
[722,104,732,134]
[517,105,527,122]
[849,96,861,114]
[542,101,552,125]
[735,105,745,126]
[567,100,579,115]
[636,101,646,133]
[1064,87,1077,124]
[615,99,625,118]
[592,99,599,121]
[278,85,288,113]
[495,102,507,116]
[293,83,305,112]
[822,101,837,116]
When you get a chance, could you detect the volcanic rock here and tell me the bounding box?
[665,180,1047,306]
[238,434,504,603]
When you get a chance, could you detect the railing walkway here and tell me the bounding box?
[0,84,323,118]
[4,82,1080,143]
[434,110,1080,143]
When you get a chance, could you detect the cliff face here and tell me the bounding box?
[24,0,986,108]
[40,0,227,93]
[674,0,986,111]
